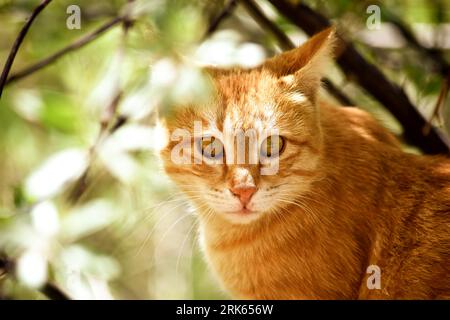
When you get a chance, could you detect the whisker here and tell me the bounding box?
[133,200,195,257]
[175,220,198,276]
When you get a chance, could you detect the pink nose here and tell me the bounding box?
[230,186,257,205]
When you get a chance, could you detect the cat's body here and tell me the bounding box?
[199,102,450,299]
[161,28,450,299]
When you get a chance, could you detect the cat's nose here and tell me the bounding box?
[230,186,257,205]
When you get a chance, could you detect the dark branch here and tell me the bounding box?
[423,73,450,135]
[41,283,71,300]
[382,11,450,131]
[240,0,293,50]
[268,0,450,154]
[6,16,124,86]
[0,255,8,276]
[384,11,449,76]
[0,254,69,300]
[5,0,232,88]
[240,0,354,106]
[204,0,238,39]
[322,79,354,106]
[0,0,53,99]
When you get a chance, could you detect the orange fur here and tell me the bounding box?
[160,28,450,299]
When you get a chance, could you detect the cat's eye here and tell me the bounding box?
[260,135,285,158]
[198,136,224,160]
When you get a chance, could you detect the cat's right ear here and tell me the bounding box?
[263,27,337,100]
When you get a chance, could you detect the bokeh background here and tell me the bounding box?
[0,0,449,299]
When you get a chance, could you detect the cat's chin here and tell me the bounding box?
[219,210,262,224]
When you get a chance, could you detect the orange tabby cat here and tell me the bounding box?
[160,27,450,299]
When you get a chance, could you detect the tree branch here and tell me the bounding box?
[239,0,354,106]
[67,0,135,204]
[4,0,235,89]
[240,0,293,50]
[41,283,71,300]
[68,91,124,204]
[5,16,124,86]
[322,78,354,106]
[384,11,449,76]
[203,0,238,40]
[267,0,450,154]
[383,11,450,131]
[0,255,7,276]
[0,254,70,300]
[0,0,53,99]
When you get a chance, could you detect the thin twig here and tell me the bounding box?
[240,0,354,106]
[384,11,449,77]
[240,0,294,50]
[6,16,124,86]
[0,0,53,98]
[67,91,123,204]
[423,72,450,135]
[67,9,133,204]
[203,0,237,40]
[382,12,450,134]
[5,0,236,90]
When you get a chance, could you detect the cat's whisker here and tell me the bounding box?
[112,195,191,256]
[133,200,197,257]
[154,212,193,250]
[153,202,211,261]
[276,189,324,208]
[174,207,215,277]
[123,208,206,278]
[280,198,317,216]
[268,203,288,224]
[276,198,319,223]
[133,193,187,219]
[175,219,199,276]
[136,192,209,252]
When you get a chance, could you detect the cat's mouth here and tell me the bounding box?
[232,208,256,215]
[224,205,257,215]
[222,207,261,224]
[221,208,261,224]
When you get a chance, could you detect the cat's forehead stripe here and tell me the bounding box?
[218,109,276,135]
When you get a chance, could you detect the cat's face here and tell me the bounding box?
[160,28,335,224]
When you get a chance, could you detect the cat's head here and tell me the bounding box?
[160,27,335,224]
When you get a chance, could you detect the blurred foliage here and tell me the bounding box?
[0,0,449,299]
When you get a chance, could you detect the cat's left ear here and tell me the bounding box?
[263,27,336,100]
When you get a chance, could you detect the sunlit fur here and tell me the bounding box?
[160,28,450,299]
